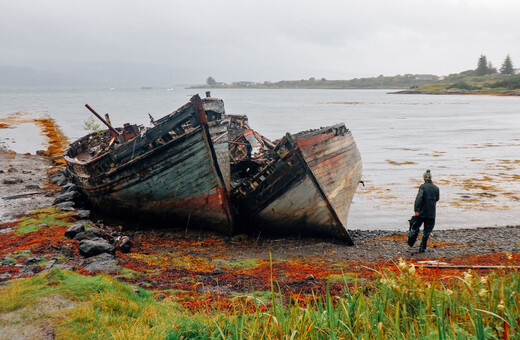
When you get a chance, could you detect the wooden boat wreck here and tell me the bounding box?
[231,124,362,244]
[65,93,362,243]
[64,94,233,234]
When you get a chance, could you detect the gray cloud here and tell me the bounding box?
[1,0,520,86]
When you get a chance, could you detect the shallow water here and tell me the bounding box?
[1,87,519,230]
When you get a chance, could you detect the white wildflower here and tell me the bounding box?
[478,289,488,297]
[446,289,454,296]
[463,271,473,282]
[398,258,407,270]
[497,299,505,310]
[480,276,488,284]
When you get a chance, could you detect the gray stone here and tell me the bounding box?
[84,253,119,273]
[57,201,75,210]
[115,236,132,253]
[75,210,91,219]
[44,259,56,269]
[74,227,105,241]
[25,257,42,265]
[60,183,79,193]
[18,265,37,276]
[60,245,74,257]
[0,228,14,234]
[49,172,68,186]
[53,191,80,205]
[79,238,114,257]
[65,221,91,239]
[0,273,11,282]
[2,177,23,185]
[213,268,223,275]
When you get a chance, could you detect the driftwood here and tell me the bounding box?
[2,191,46,200]
[414,264,520,270]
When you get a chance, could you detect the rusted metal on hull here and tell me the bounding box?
[232,124,361,244]
[64,95,233,234]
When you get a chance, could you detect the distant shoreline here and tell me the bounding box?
[189,85,520,96]
[390,89,520,96]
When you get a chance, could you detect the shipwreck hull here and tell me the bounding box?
[233,124,361,244]
[65,95,233,234]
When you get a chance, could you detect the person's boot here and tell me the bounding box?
[419,236,429,252]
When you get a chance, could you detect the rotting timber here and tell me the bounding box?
[64,94,233,234]
[231,124,362,245]
[64,94,362,243]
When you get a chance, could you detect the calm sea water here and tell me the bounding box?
[1,87,519,230]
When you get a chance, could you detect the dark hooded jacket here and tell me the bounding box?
[414,180,440,218]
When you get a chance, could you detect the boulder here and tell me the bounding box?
[84,253,119,273]
[57,201,75,210]
[73,227,106,241]
[74,210,91,219]
[24,257,42,265]
[78,238,114,257]
[49,171,68,186]
[60,182,79,193]
[65,221,91,239]
[115,236,132,253]
[53,191,80,205]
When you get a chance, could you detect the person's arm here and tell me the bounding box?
[414,186,424,215]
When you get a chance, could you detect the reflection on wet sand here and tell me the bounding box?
[0,112,68,168]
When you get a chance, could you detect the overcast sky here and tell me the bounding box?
[2,0,520,85]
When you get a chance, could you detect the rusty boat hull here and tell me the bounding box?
[232,124,362,244]
[64,95,233,234]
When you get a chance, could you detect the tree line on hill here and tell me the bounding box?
[201,54,519,91]
[475,54,514,76]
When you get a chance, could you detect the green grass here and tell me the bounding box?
[16,207,75,234]
[1,261,519,339]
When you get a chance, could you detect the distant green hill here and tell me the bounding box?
[397,71,520,95]
[192,71,520,95]
[191,74,440,89]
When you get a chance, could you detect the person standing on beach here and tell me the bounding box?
[408,169,440,252]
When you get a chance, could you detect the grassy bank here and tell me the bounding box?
[1,260,519,339]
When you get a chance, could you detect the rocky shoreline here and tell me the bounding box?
[2,149,520,286]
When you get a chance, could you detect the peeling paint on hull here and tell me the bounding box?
[64,95,233,234]
[233,124,362,244]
